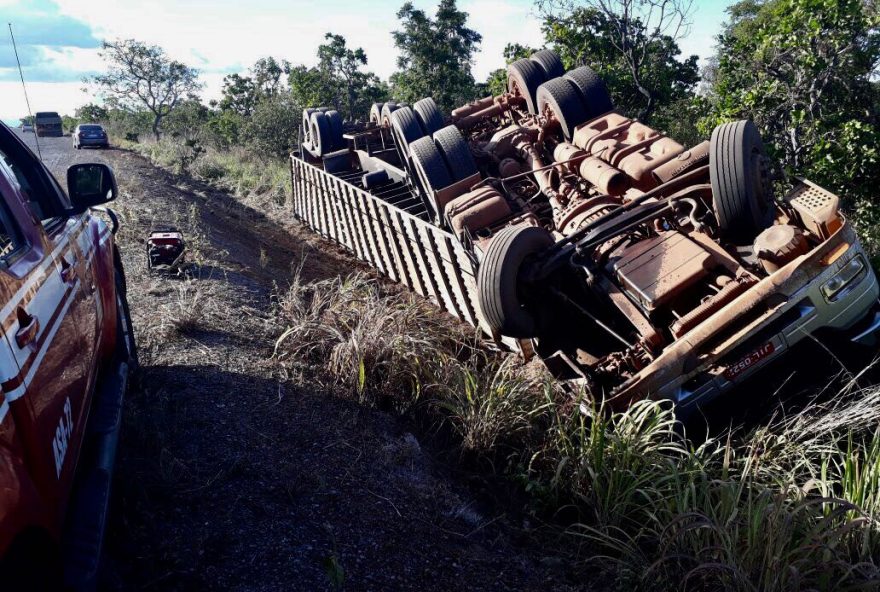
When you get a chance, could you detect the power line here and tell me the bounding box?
[8,22,42,160]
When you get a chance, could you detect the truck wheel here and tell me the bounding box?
[390,106,426,158]
[477,225,553,338]
[380,102,400,127]
[413,98,444,135]
[530,49,564,79]
[369,103,383,125]
[433,125,477,182]
[302,108,317,143]
[537,78,589,141]
[325,110,344,151]
[710,120,775,243]
[309,111,332,156]
[508,59,546,114]
[564,66,613,119]
[410,136,453,219]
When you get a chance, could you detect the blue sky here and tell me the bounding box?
[0,0,733,123]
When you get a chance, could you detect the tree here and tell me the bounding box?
[89,39,202,141]
[218,57,290,117]
[391,0,482,111]
[286,35,387,121]
[537,0,698,121]
[485,43,536,96]
[700,0,880,250]
[317,34,387,120]
[75,103,109,123]
[165,99,210,141]
[242,94,300,160]
[218,73,258,116]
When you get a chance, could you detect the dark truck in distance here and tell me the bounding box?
[292,49,880,415]
[34,112,63,137]
[0,122,135,589]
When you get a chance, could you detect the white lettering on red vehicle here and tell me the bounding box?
[52,397,73,478]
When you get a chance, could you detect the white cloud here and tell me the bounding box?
[0,80,90,120]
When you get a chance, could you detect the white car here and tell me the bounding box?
[20,123,33,133]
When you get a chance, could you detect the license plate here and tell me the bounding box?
[723,342,775,381]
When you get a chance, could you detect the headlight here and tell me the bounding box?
[821,255,867,302]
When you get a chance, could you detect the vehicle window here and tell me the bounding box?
[0,127,69,232]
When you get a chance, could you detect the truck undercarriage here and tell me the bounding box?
[293,50,880,412]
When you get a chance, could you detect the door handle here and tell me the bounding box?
[60,257,77,283]
[14,308,39,348]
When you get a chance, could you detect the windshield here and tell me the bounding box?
[80,125,103,132]
[35,112,60,120]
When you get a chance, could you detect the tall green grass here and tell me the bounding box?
[270,273,880,590]
[118,136,290,202]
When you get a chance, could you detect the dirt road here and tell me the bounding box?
[14,131,584,591]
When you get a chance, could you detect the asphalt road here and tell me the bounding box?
[14,129,112,181]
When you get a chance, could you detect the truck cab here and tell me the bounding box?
[0,122,134,590]
[34,112,63,138]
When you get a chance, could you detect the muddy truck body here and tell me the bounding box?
[0,123,136,589]
[291,51,880,414]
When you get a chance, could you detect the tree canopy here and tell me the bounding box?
[537,0,699,122]
[391,0,482,111]
[700,0,880,246]
[90,39,202,140]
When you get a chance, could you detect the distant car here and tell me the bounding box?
[20,123,33,133]
[73,124,109,149]
[34,112,63,137]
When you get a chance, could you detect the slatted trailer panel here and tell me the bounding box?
[290,155,484,331]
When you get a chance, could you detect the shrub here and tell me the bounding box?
[242,95,300,160]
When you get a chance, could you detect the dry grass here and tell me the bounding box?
[267,270,880,590]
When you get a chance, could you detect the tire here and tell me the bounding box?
[325,110,344,150]
[410,136,453,218]
[390,106,426,157]
[381,102,400,127]
[536,78,590,140]
[413,97,444,135]
[302,108,317,143]
[369,103,383,125]
[433,125,477,181]
[309,111,332,156]
[477,225,554,338]
[564,66,613,119]
[709,120,775,243]
[530,49,565,79]
[507,59,547,114]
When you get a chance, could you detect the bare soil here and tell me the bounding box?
[31,136,588,591]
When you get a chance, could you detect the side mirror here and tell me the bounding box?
[67,163,118,212]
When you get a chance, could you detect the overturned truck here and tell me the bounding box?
[292,50,880,414]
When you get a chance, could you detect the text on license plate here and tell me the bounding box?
[723,342,775,381]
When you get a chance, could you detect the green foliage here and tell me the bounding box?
[538,3,699,122]
[391,0,482,111]
[90,39,202,140]
[61,115,78,133]
[317,33,388,120]
[701,0,880,250]
[241,95,300,160]
[218,57,290,117]
[165,99,210,141]
[484,43,536,97]
[284,35,387,121]
[205,109,244,150]
[74,103,108,123]
[19,115,33,125]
